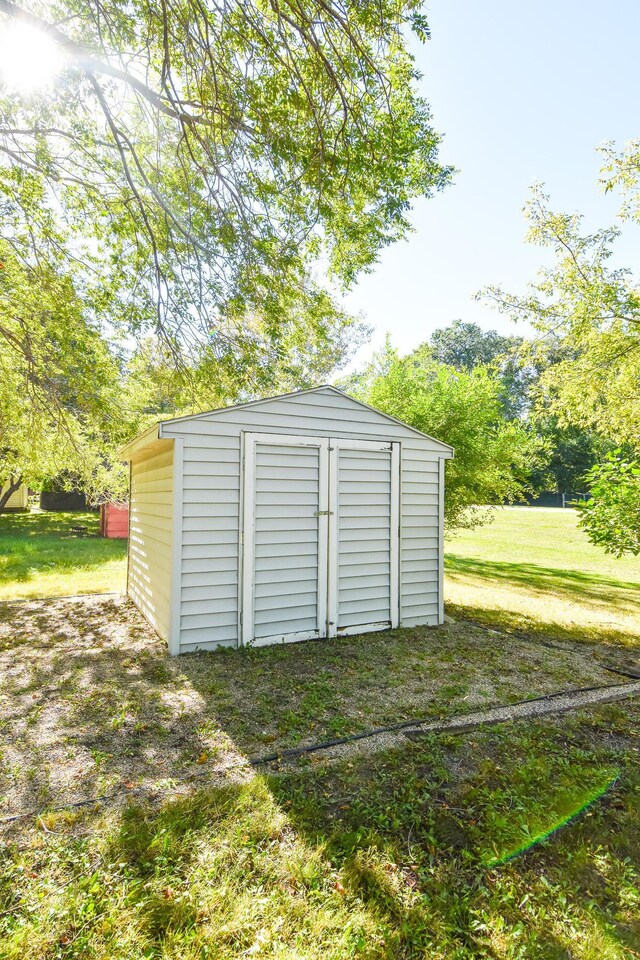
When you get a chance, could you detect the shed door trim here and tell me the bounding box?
[242,432,329,647]
[327,438,400,638]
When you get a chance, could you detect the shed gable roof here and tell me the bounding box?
[158,385,454,453]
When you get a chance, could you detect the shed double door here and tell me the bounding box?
[242,433,399,646]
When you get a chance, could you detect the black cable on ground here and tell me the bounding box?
[249,679,640,763]
[604,665,640,680]
[2,679,639,827]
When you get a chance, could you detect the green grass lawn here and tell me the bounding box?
[3,689,640,958]
[0,511,127,600]
[3,506,638,648]
[2,587,640,960]
[445,506,640,646]
[2,506,640,958]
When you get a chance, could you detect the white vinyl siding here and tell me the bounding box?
[179,434,240,652]
[128,444,173,640]
[3,485,28,510]
[144,386,451,652]
[252,443,321,641]
[337,446,392,631]
[400,442,441,625]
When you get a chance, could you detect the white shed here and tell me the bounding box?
[120,386,454,655]
[3,485,29,510]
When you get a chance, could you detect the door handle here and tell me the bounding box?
[314,510,334,516]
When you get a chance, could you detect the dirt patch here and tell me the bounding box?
[0,595,621,831]
[0,596,251,829]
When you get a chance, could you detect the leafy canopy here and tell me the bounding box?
[0,203,127,507]
[0,0,450,497]
[429,319,531,420]
[483,184,640,447]
[428,320,608,496]
[340,340,542,531]
[482,178,640,553]
[0,0,451,345]
[579,454,640,557]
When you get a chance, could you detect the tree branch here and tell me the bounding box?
[0,0,198,124]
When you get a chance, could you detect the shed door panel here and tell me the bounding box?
[249,440,327,644]
[333,444,397,633]
[242,433,398,647]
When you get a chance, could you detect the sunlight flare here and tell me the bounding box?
[0,21,64,92]
[485,770,620,867]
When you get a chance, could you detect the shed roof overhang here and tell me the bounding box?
[118,423,171,462]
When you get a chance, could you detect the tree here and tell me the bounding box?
[125,299,370,421]
[429,319,533,419]
[0,0,451,348]
[483,182,640,553]
[579,454,640,557]
[0,191,128,511]
[340,340,542,531]
[0,0,449,506]
[526,415,609,496]
[0,0,452,500]
[430,319,518,370]
[483,185,640,446]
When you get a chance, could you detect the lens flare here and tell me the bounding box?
[485,770,620,868]
[0,22,63,92]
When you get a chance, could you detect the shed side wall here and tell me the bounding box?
[128,444,174,641]
[163,389,443,653]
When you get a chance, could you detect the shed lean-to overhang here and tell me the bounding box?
[118,422,166,461]
[118,385,455,460]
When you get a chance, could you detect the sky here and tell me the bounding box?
[344,0,640,363]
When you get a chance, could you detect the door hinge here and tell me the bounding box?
[314,510,333,516]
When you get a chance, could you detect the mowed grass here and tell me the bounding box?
[3,507,640,957]
[445,507,640,646]
[1,595,619,821]
[0,511,127,600]
[3,594,640,959]
[3,699,640,959]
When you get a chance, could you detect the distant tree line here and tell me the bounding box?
[429,319,612,500]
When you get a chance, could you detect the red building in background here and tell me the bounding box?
[100,502,129,538]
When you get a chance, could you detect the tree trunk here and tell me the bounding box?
[0,476,23,514]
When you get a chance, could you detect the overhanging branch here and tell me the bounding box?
[0,0,197,123]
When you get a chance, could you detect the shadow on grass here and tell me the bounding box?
[0,510,99,537]
[8,728,639,959]
[2,592,628,823]
[265,715,640,957]
[3,597,640,957]
[445,554,640,612]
